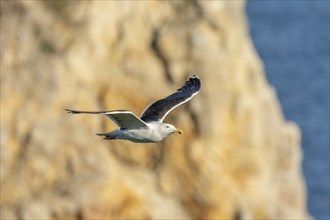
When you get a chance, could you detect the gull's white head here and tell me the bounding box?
[160,123,183,136]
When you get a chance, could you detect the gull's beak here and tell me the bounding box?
[174,129,183,134]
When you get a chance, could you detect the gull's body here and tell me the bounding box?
[65,75,201,143]
[98,123,177,143]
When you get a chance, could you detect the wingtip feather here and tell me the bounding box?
[64,108,74,114]
[191,74,199,79]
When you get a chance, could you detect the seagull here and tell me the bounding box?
[65,75,201,143]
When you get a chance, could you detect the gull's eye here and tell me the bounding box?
[166,125,170,128]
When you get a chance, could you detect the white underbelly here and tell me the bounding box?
[120,128,163,143]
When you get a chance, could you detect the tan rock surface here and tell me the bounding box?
[1,1,309,219]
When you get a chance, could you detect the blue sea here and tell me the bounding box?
[247,1,330,220]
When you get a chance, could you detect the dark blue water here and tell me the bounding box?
[247,1,329,220]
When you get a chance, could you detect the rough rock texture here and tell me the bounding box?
[1,1,309,219]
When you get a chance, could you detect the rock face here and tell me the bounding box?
[1,1,309,219]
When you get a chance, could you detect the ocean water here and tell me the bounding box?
[247,1,329,220]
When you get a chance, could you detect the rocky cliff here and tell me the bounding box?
[1,1,309,219]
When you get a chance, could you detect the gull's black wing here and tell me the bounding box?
[140,75,201,123]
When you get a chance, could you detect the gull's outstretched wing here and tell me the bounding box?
[65,109,148,129]
[140,75,201,123]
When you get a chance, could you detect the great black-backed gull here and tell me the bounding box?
[65,75,201,143]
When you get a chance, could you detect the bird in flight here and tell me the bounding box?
[65,75,201,143]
